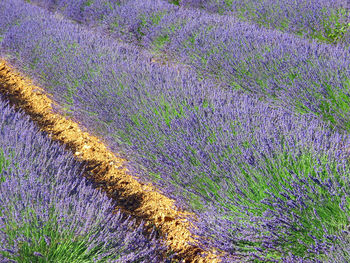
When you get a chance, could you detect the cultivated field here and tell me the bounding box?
[1,0,350,262]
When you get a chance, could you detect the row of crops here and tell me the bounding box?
[0,97,168,262]
[1,0,350,261]
[169,0,350,45]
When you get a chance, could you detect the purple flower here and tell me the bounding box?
[33,252,44,257]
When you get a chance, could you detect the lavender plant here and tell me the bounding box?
[0,149,12,182]
[190,145,350,260]
[2,0,350,261]
[25,0,350,133]
[323,233,350,262]
[0,98,169,262]
[168,0,350,45]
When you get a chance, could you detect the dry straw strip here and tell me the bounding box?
[0,58,226,263]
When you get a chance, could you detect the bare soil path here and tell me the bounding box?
[0,58,226,263]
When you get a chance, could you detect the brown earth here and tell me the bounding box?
[0,58,230,262]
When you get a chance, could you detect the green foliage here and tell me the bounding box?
[0,148,11,183]
[84,0,94,7]
[219,148,350,257]
[80,0,94,13]
[152,34,169,51]
[0,148,18,183]
[136,11,166,42]
[278,18,290,31]
[153,95,186,128]
[318,7,350,44]
[169,0,180,6]
[183,31,199,49]
[105,1,115,11]
[303,79,350,131]
[0,149,120,262]
[224,0,233,8]
[110,19,119,31]
[1,206,119,262]
[149,171,162,181]
[227,2,350,45]
[188,192,204,210]
[149,11,165,25]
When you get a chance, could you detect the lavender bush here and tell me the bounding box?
[191,145,350,260]
[31,0,350,46]
[26,0,350,133]
[0,98,169,262]
[323,233,350,262]
[2,0,350,261]
[168,0,350,45]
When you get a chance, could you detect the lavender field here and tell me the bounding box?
[0,97,170,262]
[1,0,350,262]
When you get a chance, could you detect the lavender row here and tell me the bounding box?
[30,0,350,46]
[2,0,350,260]
[0,98,169,262]
[28,0,350,133]
[167,0,350,45]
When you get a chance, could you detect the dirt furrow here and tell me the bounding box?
[0,58,227,263]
